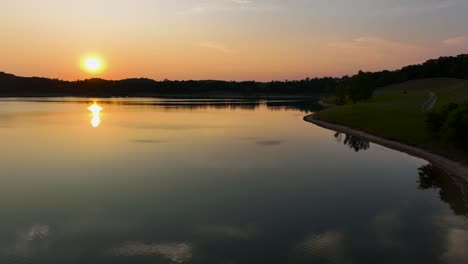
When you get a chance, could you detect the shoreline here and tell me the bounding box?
[304,114,468,181]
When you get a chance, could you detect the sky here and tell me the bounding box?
[1,0,468,81]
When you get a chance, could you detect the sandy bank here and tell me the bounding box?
[304,114,468,181]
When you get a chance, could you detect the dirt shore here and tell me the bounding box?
[304,114,468,181]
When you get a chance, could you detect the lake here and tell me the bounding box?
[0,98,467,264]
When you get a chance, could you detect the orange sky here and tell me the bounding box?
[1,0,468,81]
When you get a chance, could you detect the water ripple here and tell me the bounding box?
[297,231,344,263]
[108,242,192,263]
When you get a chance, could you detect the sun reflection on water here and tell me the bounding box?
[88,102,103,128]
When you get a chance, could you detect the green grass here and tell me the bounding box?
[315,78,468,150]
[435,81,468,107]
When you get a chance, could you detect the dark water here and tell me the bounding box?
[0,98,467,264]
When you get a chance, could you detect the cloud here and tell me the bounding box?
[232,0,252,3]
[328,35,468,70]
[443,36,468,46]
[385,0,467,16]
[178,6,210,14]
[336,37,423,52]
[325,36,434,71]
[231,0,253,4]
[199,42,233,53]
[179,0,276,14]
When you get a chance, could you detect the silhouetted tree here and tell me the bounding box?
[347,71,376,103]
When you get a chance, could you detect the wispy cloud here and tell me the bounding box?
[177,5,210,14]
[231,0,253,4]
[322,34,468,74]
[327,37,431,56]
[199,42,233,53]
[324,36,434,72]
[385,0,467,16]
[443,36,468,46]
[179,0,277,14]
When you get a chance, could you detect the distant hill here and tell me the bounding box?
[0,72,338,98]
[364,54,468,88]
[1,54,467,98]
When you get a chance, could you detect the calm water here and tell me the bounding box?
[0,98,467,264]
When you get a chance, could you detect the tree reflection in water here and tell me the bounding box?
[334,132,370,152]
[418,164,468,217]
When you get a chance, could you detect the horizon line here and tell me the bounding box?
[2,53,467,83]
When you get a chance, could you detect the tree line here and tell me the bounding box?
[1,54,466,99]
[335,54,468,103]
[0,72,338,98]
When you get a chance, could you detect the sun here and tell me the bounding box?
[84,57,102,72]
[80,54,106,74]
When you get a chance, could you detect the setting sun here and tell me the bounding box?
[81,55,105,75]
[84,57,102,73]
[85,58,101,71]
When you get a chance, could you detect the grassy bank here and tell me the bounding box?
[313,78,468,160]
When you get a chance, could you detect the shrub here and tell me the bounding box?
[441,102,468,148]
[426,102,468,149]
[425,103,458,136]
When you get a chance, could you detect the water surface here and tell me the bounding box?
[0,98,467,264]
